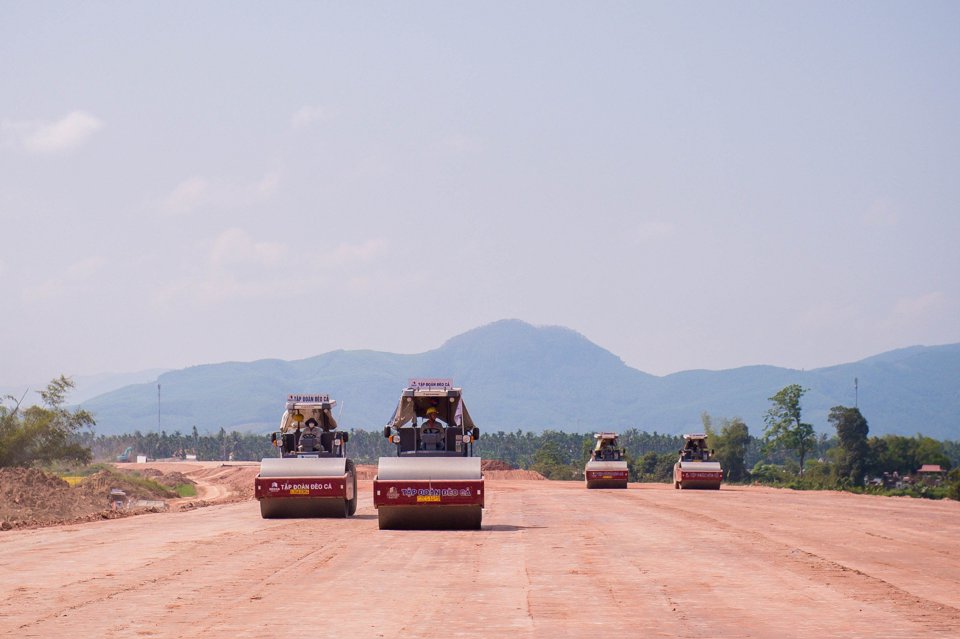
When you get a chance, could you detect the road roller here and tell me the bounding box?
[673,433,723,490]
[374,379,483,530]
[584,432,629,489]
[255,394,358,518]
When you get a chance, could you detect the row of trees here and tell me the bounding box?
[757,384,956,488]
[4,378,958,499]
[74,427,687,479]
[77,427,277,464]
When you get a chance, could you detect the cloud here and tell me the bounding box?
[158,177,209,215]
[150,271,260,306]
[328,238,388,265]
[796,301,859,331]
[210,228,286,268]
[152,234,390,306]
[631,221,676,243]
[441,133,484,153]
[862,199,898,227]
[2,111,103,154]
[875,291,958,345]
[291,106,327,128]
[889,291,946,323]
[22,256,108,302]
[256,171,281,196]
[66,256,108,280]
[156,171,281,216]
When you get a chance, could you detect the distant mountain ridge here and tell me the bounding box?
[2,368,170,408]
[78,320,960,440]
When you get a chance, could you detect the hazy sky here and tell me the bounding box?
[2,2,958,386]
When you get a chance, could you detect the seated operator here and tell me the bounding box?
[299,417,321,451]
[420,407,445,451]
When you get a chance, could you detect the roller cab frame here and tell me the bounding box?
[673,433,723,490]
[374,379,484,530]
[255,394,358,517]
[584,432,629,489]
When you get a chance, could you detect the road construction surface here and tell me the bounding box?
[1,463,958,638]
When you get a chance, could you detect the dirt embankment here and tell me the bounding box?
[169,463,259,510]
[0,468,107,530]
[0,466,199,530]
[483,458,546,479]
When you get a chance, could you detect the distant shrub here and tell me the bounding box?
[631,451,674,483]
[946,469,960,501]
[175,483,197,497]
[750,463,792,484]
[1,376,93,468]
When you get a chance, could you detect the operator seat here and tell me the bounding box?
[420,427,444,451]
[298,433,318,452]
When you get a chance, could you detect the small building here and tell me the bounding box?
[917,464,946,486]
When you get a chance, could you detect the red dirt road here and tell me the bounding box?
[1,464,958,638]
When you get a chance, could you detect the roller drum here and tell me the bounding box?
[375,456,483,530]
[261,498,348,518]
[258,457,353,519]
[675,460,723,490]
[585,460,629,489]
[376,456,481,481]
[378,505,482,530]
[259,457,347,478]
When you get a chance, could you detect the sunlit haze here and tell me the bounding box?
[2,2,958,387]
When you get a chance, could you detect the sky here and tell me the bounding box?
[1,1,959,388]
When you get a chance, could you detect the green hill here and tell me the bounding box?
[79,320,960,440]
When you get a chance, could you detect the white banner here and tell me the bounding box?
[287,394,330,404]
[407,378,453,390]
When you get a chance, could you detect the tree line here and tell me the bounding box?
[3,378,958,500]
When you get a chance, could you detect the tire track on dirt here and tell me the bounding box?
[605,487,960,632]
[517,485,670,638]
[4,476,958,639]
[15,521,300,632]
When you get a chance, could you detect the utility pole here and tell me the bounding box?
[854,377,858,409]
[158,383,161,431]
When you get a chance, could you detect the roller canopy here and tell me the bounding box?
[279,405,339,433]
[386,390,476,431]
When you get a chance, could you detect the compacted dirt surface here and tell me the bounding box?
[1,462,958,638]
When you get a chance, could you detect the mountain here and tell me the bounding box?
[78,320,960,440]
[2,368,170,408]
